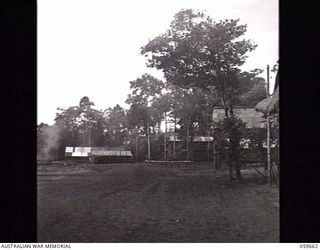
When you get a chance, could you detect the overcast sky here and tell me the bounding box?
[38,0,278,125]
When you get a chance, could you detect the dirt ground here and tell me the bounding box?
[37,162,279,242]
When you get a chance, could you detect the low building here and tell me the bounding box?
[65,146,133,164]
[167,136,214,161]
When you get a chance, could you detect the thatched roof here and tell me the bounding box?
[213,106,266,128]
[255,70,279,115]
[255,86,279,115]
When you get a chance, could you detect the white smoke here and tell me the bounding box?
[37,121,64,161]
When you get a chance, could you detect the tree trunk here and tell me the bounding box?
[224,110,243,180]
[235,159,242,180]
[216,75,242,180]
[230,132,243,180]
[229,163,234,180]
[220,96,229,119]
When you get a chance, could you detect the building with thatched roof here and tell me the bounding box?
[255,71,279,116]
[212,106,266,129]
[255,69,279,170]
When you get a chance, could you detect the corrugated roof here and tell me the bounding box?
[91,151,133,156]
[168,136,182,142]
[193,136,214,142]
[72,152,90,157]
[168,136,214,142]
[65,147,133,157]
[65,147,73,153]
[74,147,92,153]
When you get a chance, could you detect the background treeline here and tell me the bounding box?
[37,72,268,161]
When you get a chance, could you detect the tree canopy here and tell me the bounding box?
[142,9,257,91]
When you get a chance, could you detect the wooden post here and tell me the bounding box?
[135,127,138,162]
[266,65,270,96]
[207,131,210,161]
[186,127,189,161]
[164,112,167,159]
[173,117,176,158]
[266,65,272,187]
[147,121,151,160]
[267,113,271,186]
[71,123,75,146]
[88,121,92,147]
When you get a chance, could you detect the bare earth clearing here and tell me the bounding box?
[37,162,279,242]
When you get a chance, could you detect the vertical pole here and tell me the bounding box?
[207,131,210,161]
[89,126,91,148]
[72,124,74,146]
[147,121,151,160]
[88,122,92,164]
[173,117,176,158]
[267,114,271,186]
[135,127,138,162]
[266,65,272,187]
[266,65,270,96]
[186,126,189,160]
[164,112,167,159]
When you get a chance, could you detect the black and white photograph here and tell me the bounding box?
[37,0,279,243]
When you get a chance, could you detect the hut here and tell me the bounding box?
[167,136,214,161]
[65,146,133,164]
[255,69,279,180]
[212,106,267,129]
[212,104,274,164]
[255,71,279,116]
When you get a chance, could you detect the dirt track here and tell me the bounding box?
[37,162,279,242]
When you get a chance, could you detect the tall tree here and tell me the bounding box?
[103,104,129,147]
[150,91,175,159]
[165,86,210,160]
[79,96,94,109]
[126,74,166,159]
[126,103,149,161]
[55,96,105,147]
[141,9,258,179]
